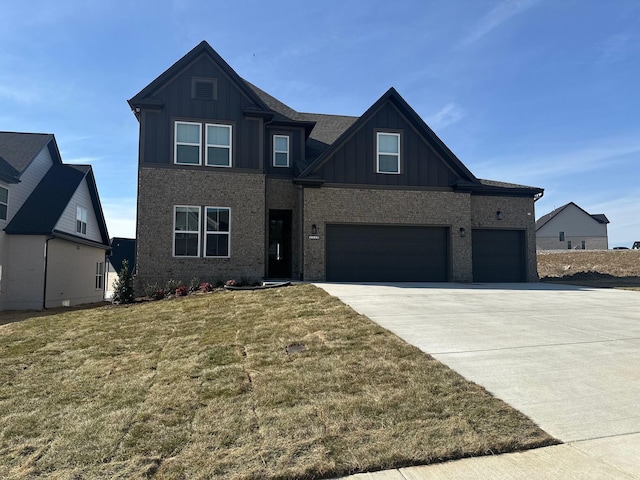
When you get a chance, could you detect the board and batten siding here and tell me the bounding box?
[3,146,54,223]
[54,178,103,243]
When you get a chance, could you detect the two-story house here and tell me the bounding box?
[0,132,110,310]
[536,202,609,250]
[129,41,543,288]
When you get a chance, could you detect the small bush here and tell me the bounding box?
[189,277,201,292]
[200,282,214,292]
[225,279,238,287]
[112,259,134,304]
[175,285,189,296]
[151,289,166,300]
[165,279,181,293]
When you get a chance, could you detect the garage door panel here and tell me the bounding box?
[472,229,526,282]
[326,225,449,282]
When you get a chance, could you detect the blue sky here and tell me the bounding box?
[1,0,638,247]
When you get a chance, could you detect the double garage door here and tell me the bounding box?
[325,225,526,282]
[326,224,449,282]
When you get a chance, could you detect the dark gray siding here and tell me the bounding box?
[264,127,304,176]
[314,102,459,187]
[139,54,262,170]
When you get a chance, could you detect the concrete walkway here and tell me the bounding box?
[317,283,640,479]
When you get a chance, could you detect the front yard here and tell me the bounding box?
[0,285,555,479]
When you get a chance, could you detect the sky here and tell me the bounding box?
[1,0,638,247]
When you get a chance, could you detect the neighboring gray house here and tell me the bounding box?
[0,132,110,310]
[536,202,609,250]
[129,41,544,287]
[105,237,135,299]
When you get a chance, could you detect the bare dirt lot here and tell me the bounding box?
[538,249,640,288]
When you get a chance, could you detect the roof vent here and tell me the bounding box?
[191,78,217,100]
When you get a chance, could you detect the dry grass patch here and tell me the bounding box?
[538,250,640,288]
[0,285,555,479]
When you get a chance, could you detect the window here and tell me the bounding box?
[559,231,565,241]
[0,186,8,221]
[206,124,232,167]
[175,122,202,165]
[581,240,586,250]
[376,132,400,174]
[273,135,289,167]
[567,241,572,250]
[205,207,230,257]
[76,206,87,234]
[95,262,104,290]
[174,206,201,257]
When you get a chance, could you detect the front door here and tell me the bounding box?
[268,209,292,279]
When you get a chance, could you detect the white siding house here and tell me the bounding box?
[536,202,609,250]
[0,132,110,310]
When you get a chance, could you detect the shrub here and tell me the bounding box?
[189,277,201,292]
[175,285,189,296]
[165,279,181,293]
[200,282,214,292]
[225,279,238,287]
[143,282,160,297]
[151,289,166,300]
[112,259,134,304]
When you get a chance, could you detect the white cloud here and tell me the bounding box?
[427,103,466,130]
[460,0,539,47]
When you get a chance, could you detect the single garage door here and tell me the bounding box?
[326,224,449,282]
[472,229,526,282]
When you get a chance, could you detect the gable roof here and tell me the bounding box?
[0,132,62,182]
[5,163,110,247]
[109,237,136,273]
[535,202,609,230]
[298,87,479,183]
[128,41,272,114]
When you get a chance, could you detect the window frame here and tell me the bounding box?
[567,240,572,250]
[376,131,401,174]
[0,185,8,221]
[76,206,87,235]
[559,231,565,241]
[204,206,231,258]
[205,123,232,168]
[273,135,290,168]
[174,121,203,166]
[173,206,201,258]
[95,262,104,290]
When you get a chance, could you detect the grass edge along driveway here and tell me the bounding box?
[0,284,557,479]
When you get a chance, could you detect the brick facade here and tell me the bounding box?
[135,167,265,291]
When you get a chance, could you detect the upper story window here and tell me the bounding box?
[206,124,232,167]
[174,206,201,257]
[273,135,290,167]
[175,122,202,165]
[376,132,400,174]
[76,206,87,235]
[0,186,8,221]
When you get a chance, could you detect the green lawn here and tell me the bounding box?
[0,285,556,479]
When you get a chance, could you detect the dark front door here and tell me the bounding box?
[268,210,292,279]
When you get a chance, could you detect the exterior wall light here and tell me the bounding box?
[459,227,466,237]
[311,224,317,235]
[496,210,503,220]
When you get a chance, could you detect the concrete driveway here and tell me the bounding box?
[317,282,640,478]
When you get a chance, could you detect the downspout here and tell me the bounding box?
[43,235,55,309]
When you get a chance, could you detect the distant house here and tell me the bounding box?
[536,202,609,250]
[0,132,110,310]
[128,41,544,286]
[105,237,135,299]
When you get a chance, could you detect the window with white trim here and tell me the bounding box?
[206,124,232,167]
[175,122,202,165]
[205,207,230,257]
[76,206,87,234]
[376,132,400,174]
[273,135,289,167]
[95,262,104,290]
[174,206,201,257]
[0,186,8,221]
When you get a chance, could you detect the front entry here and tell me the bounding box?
[268,209,292,279]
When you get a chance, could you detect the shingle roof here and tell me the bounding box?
[0,132,54,177]
[535,202,609,230]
